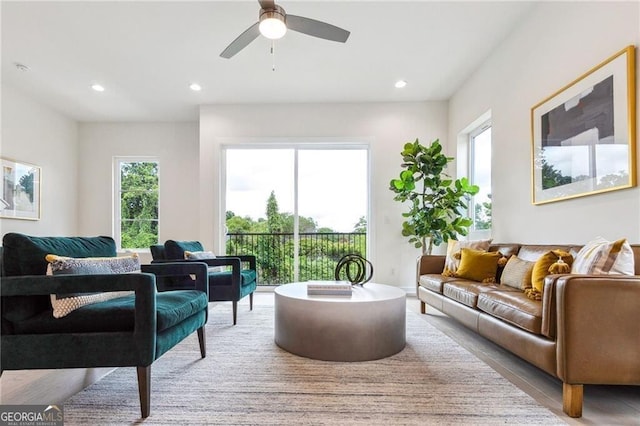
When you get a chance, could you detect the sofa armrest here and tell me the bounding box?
[1,273,156,296]
[215,255,257,271]
[416,255,446,291]
[141,262,209,296]
[151,257,244,294]
[416,254,446,296]
[197,258,243,294]
[416,255,446,276]
[1,274,157,341]
[541,274,564,338]
[554,274,640,385]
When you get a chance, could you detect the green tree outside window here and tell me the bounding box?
[120,161,159,249]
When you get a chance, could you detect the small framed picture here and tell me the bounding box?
[1,158,41,220]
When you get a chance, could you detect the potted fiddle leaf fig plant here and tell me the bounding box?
[389,138,479,255]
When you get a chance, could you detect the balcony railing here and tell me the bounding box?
[226,232,366,285]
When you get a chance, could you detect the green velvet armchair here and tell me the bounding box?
[0,233,210,419]
[150,240,257,325]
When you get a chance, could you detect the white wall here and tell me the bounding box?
[199,102,448,291]
[0,85,78,237]
[77,122,199,262]
[449,1,640,244]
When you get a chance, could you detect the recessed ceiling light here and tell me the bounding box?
[189,83,202,92]
[91,84,105,92]
[395,80,407,89]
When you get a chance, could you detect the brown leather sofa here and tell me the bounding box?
[417,243,640,418]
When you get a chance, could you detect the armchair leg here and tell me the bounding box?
[232,301,238,325]
[137,366,151,418]
[562,383,583,418]
[249,292,254,311]
[197,326,206,358]
[420,301,426,314]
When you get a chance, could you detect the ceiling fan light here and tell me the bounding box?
[259,12,287,40]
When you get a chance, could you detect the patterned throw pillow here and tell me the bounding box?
[184,250,216,260]
[184,250,224,273]
[500,256,535,290]
[454,248,501,283]
[571,237,635,275]
[442,239,492,276]
[46,254,140,318]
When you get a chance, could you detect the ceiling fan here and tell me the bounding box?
[220,0,350,59]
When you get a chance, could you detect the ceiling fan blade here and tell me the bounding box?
[258,0,276,10]
[220,22,261,59]
[286,15,350,43]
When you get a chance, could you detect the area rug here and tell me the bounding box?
[63,304,564,425]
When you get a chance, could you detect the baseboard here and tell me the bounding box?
[0,367,114,405]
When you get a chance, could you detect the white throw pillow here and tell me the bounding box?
[571,237,635,275]
[184,250,216,260]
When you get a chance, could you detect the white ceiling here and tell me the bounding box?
[1,1,536,122]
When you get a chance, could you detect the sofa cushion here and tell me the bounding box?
[442,239,492,276]
[443,281,502,308]
[2,233,116,276]
[477,290,543,335]
[209,270,257,287]
[500,256,535,290]
[164,240,204,260]
[150,244,166,260]
[418,274,461,294]
[571,237,635,275]
[11,290,208,334]
[515,244,575,262]
[488,244,521,258]
[455,248,501,282]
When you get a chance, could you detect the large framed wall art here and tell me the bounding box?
[1,158,41,220]
[531,45,636,205]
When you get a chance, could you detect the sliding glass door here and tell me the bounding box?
[225,145,368,284]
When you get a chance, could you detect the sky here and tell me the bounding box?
[472,127,492,204]
[542,130,628,179]
[226,148,368,232]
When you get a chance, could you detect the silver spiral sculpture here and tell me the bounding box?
[334,254,373,285]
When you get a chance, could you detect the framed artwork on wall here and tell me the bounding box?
[531,45,636,205]
[1,158,41,220]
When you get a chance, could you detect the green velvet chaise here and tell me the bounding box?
[150,240,257,324]
[0,233,210,418]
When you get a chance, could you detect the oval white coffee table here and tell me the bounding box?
[274,282,406,362]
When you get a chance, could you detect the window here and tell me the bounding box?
[114,158,159,250]
[469,122,492,231]
[224,145,368,284]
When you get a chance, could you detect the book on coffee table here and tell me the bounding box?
[306,280,353,296]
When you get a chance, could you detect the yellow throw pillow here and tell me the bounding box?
[442,239,492,276]
[531,250,573,294]
[455,248,501,283]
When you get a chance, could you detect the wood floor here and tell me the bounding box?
[2,292,639,425]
